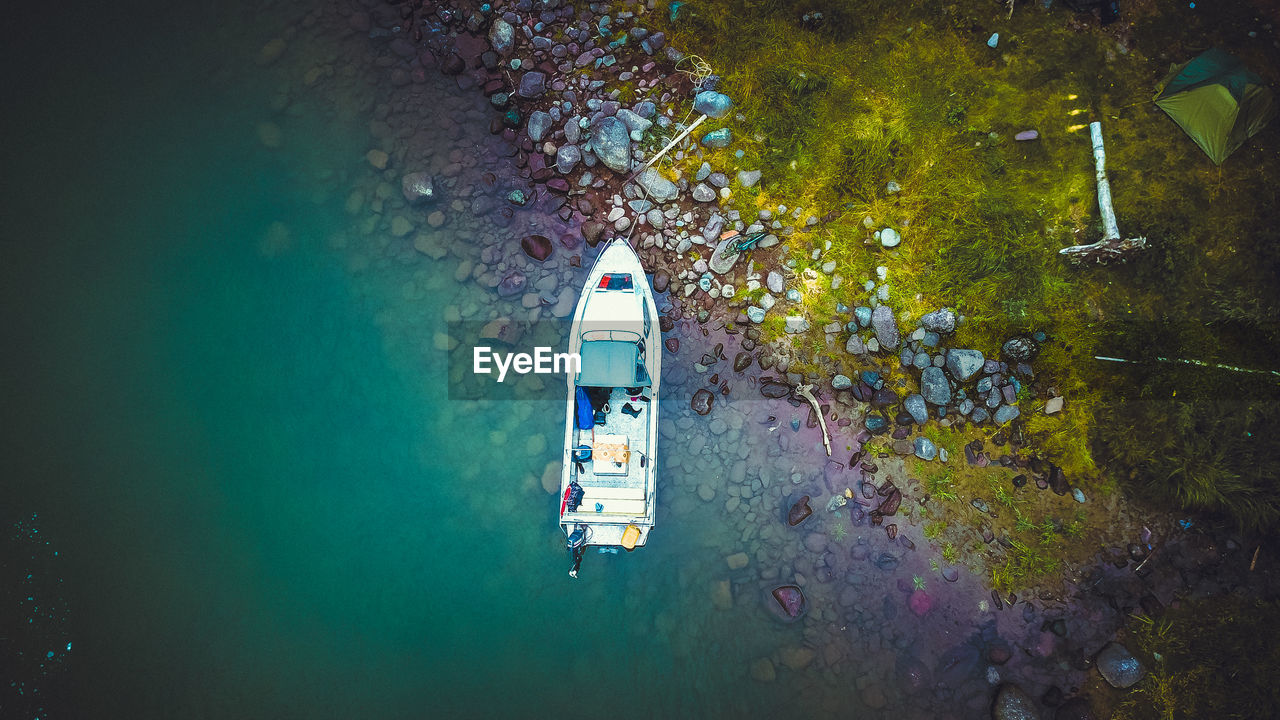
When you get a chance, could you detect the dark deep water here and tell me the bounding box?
[1,2,786,718]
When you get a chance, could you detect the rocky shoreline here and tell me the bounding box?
[280,1,1280,717]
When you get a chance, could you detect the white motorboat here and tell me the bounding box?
[558,237,661,576]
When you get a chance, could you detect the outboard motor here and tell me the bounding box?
[568,522,589,578]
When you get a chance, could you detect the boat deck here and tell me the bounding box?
[568,387,653,517]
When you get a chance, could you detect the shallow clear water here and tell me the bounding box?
[2,2,794,717]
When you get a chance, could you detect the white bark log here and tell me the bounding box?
[1091,121,1122,241]
[1060,121,1147,262]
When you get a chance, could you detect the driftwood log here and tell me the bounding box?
[1060,121,1148,263]
[795,384,832,456]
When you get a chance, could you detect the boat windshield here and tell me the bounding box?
[576,339,650,387]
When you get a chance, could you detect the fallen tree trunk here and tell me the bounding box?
[1060,121,1148,263]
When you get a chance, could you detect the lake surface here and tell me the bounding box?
[1,2,800,717]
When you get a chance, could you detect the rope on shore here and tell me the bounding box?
[1094,355,1280,380]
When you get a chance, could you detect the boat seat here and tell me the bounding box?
[580,486,647,501]
[569,498,648,516]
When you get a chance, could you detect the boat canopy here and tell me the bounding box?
[576,340,649,387]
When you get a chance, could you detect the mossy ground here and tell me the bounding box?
[1110,595,1280,719]
[648,0,1280,532]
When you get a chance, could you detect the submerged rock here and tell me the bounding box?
[770,585,806,618]
[760,381,791,399]
[401,172,436,204]
[691,388,714,416]
[521,234,553,261]
[787,496,813,526]
[1096,642,1144,688]
[908,589,932,616]
[991,683,1039,720]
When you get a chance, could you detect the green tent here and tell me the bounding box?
[1154,48,1275,165]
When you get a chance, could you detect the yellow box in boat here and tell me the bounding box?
[620,524,640,550]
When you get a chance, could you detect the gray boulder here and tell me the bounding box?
[635,168,678,202]
[702,213,725,242]
[693,90,734,118]
[871,306,900,351]
[737,169,761,188]
[691,183,716,202]
[833,374,853,390]
[488,18,515,55]
[1096,643,1144,689]
[590,116,633,173]
[767,271,784,294]
[904,394,928,424]
[914,437,937,461]
[994,405,1020,424]
[527,110,551,143]
[991,683,1041,720]
[615,108,652,136]
[1002,336,1038,361]
[920,367,952,405]
[946,349,985,381]
[846,334,866,355]
[564,117,582,144]
[517,71,546,98]
[921,308,957,334]
[785,316,810,333]
[555,145,581,174]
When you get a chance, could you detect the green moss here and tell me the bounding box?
[941,541,959,565]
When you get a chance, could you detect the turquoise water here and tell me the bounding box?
[2,2,800,717]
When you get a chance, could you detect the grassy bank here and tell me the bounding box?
[649,0,1280,530]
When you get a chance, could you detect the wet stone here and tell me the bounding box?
[787,496,813,526]
[760,381,791,399]
[521,234,553,261]
[992,683,1039,720]
[691,388,714,415]
[873,553,899,571]
[1096,642,1144,688]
